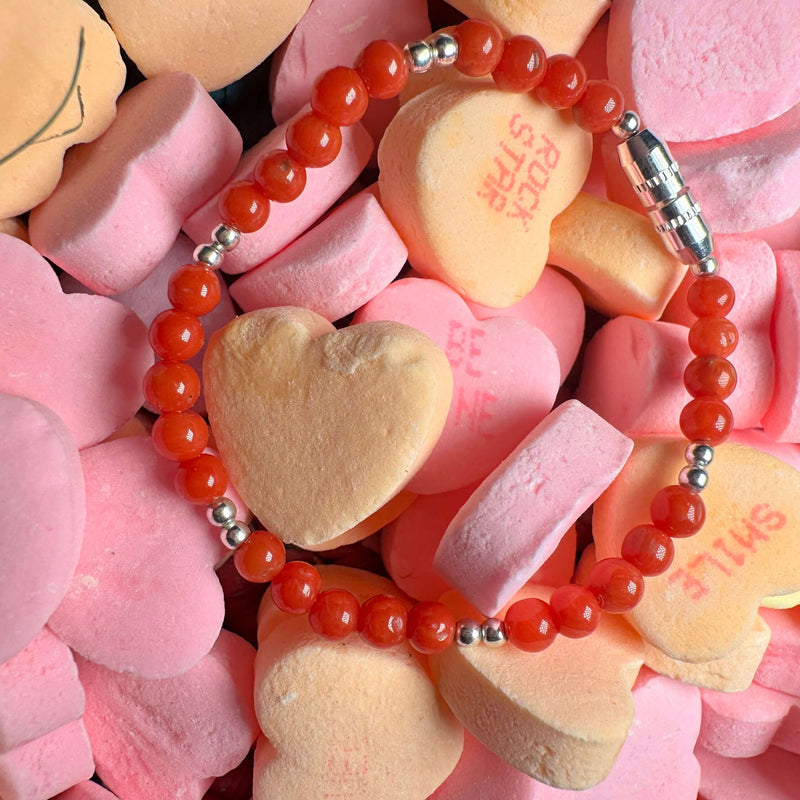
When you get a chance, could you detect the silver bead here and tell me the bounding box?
[481,618,507,647]
[426,32,458,66]
[221,520,251,550]
[193,242,225,269]
[207,497,237,527]
[212,224,241,252]
[679,465,709,493]
[685,441,714,468]
[690,256,720,278]
[455,618,482,648]
[611,110,641,139]
[403,40,434,73]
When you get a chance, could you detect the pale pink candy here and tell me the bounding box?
[355,277,560,494]
[699,682,797,758]
[54,782,119,800]
[183,106,373,275]
[696,744,800,800]
[28,73,242,295]
[762,251,800,441]
[607,0,800,141]
[78,630,258,800]
[465,266,585,384]
[434,400,632,617]
[0,720,94,800]
[230,188,406,321]
[0,628,84,753]
[0,395,84,666]
[48,436,226,679]
[730,429,800,473]
[0,235,152,449]
[773,705,800,754]
[756,606,800,697]
[752,206,800,252]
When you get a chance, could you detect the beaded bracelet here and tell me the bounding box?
[142,18,738,656]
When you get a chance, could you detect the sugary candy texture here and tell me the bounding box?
[696,744,800,800]
[54,782,119,800]
[756,606,800,697]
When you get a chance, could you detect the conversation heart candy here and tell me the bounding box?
[98,0,311,91]
[378,83,592,307]
[755,606,800,697]
[254,566,463,800]
[696,744,800,800]
[54,782,119,800]
[0,0,125,218]
[354,277,560,493]
[204,307,453,547]
[29,72,242,295]
[0,394,84,666]
[593,438,800,662]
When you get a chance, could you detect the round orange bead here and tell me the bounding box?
[684,355,737,399]
[311,66,369,126]
[253,149,307,203]
[650,485,706,538]
[492,35,547,93]
[168,264,221,316]
[687,276,735,318]
[354,40,409,99]
[572,79,625,132]
[535,54,587,109]
[234,530,286,584]
[271,561,321,614]
[286,113,342,168]
[588,558,645,613]
[174,452,228,504]
[679,397,733,446]
[453,19,504,77]
[406,601,456,654]
[358,595,407,648]
[148,310,204,362]
[217,180,270,234]
[504,598,559,652]
[549,584,601,638]
[142,361,200,413]
[621,524,675,576]
[688,317,739,357]
[309,589,360,640]
[151,411,209,461]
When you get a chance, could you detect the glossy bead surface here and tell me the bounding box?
[688,317,739,357]
[651,485,706,537]
[254,149,307,203]
[680,398,733,446]
[549,584,601,638]
[536,54,587,109]
[685,442,714,468]
[481,617,507,647]
[358,595,407,648]
[207,497,236,527]
[407,601,456,654]
[455,618,482,647]
[588,558,645,613]
[271,561,322,614]
[221,521,250,550]
[151,411,209,461]
[492,35,547,93]
[572,79,625,132]
[149,310,204,361]
[309,589,360,639]
[684,355,737,399]
[453,18,504,77]
[234,530,286,583]
[311,66,369,126]
[193,242,224,269]
[142,361,200,413]
[687,276,735,317]
[211,224,240,251]
[217,180,270,234]
[504,598,559,652]
[174,453,228,505]
[621,524,675,576]
[286,113,342,168]
[679,465,709,493]
[355,39,409,99]
[168,264,221,316]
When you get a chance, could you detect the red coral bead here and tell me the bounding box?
[174,452,228,505]
[406,601,456,654]
[650,485,706,538]
[234,530,286,584]
[355,39,409,99]
[149,310,204,361]
[217,180,270,234]
[253,149,307,203]
[311,66,369,126]
[688,317,739,358]
[168,264,221,316]
[286,113,342,168]
[680,397,733,446]
[504,598,560,652]
[151,411,209,461]
[271,561,322,614]
[687,276,735,318]
[684,355,738,399]
[588,558,645,613]
[549,584,601,638]
[453,18,504,77]
[572,79,625,132]
[309,589,360,640]
[492,35,547,93]
[535,54,587,109]
[621,524,675,576]
[358,595,407,648]
[142,361,200,413]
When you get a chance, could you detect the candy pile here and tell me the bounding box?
[1,0,800,798]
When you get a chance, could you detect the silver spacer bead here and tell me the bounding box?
[212,224,241,252]
[455,618,482,648]
[193,242,225,270]
[481,618,507,647]
[207,497,237,528]
[403,40,434,73]
[221,520,251,550]
[685,441,714,468]
[679,465,709,493]
[690,255,719,278]
[611,110,641,139]
[425,32,458,66]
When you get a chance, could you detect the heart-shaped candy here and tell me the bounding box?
[204,307,452,547]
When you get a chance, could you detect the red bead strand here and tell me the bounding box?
[358,595,408,648]
[149,310,204,362]
[174,453,228,505]
[234,530,286,584]
[309,589,360,640]
[504,598,560,652]
[168,264,221,316]
[587,558,645,613]
[572,79,625,133]
[535,54,587,109]
[254,149,307,203]
[311,66,369,126]
[354,40,409,99]
[271,561,322,614]
[621,524,675,576]
[650,485,706,538]
[142,361,201,413]
[151,411,209,462]
[286,113,343,168]
[549,584,601,638]
[492,35,547,93]
[453,19,504,77]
